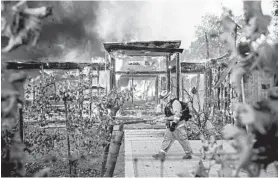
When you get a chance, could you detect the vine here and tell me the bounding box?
[178,1,278,177]
[23,69,130,176]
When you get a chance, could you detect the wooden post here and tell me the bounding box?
[181,77,184,101]
[41,65,45,120]
[104,123,124,177]
[176,53,180,99]
[155,75,159,104]
[205,68,212,108]
[160,159,165,177]
[32,79,35,104]
[53,81,57,95]
[274,74,278,86]
[77,69,80,100]
[171,77,174,94]
[110,57,116,90]
[219,85,223,112]
[78,69,83,119]
[64,97,72,176]
[227,75,231,123]
[131,75,134,104]
[101,125,114,177]
[196,74,201,110]
[41,64,44,79]
[112,58,116,89]
[224,86,227,123]
[234,25,237,46]
[105,53,108,94]
[241,78,249,132]
[162,76,164,91]
[241,78,246,103]
[19,103,24,141]
[204,32,212,108]
[134,158,138,177]
[166,55,171,92]
[97,64,100,95]
[89,67,93,118]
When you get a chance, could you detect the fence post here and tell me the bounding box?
[110,57,116,90]
[155,76,159,104]
[204,32,212,108]
[160,159,164,177]
[89,67,93,118]
[64,96,72,176]
[97,64,100,95]
[181,77,184,101]
[19,103,24,141]
[104,123,124,177]
[134,158,138,177]
[176,53,180,99]
[101,125,114,176]
[166,55,171,92]
[241,78,249,132]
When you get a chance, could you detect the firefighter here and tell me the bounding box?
[152,90,193,160]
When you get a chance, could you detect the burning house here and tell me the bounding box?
[103,40,206,111]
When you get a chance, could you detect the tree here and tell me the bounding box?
[185,14,225,61]
[185,13,244,62]
[179,1,278,177]
[272,1,278,39]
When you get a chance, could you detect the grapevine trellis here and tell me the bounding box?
[4,60,131,177]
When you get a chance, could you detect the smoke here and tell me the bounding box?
[4,1,273,62]
[94,1,204,49]
[94,0,275,49]
[3,1,200,62]
[94,1,144,43]
[2,1,101,62]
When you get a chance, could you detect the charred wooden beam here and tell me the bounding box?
[103,40,181,49]
[55,76,99,82]
[171,62,205,73]
[118,74,157,78]
[103,44,184,54]
[127,53,174,57]
[115,63,205,75]
[115,71,167,75]
[5,62,110,70]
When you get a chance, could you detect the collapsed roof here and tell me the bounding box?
[103,40,184,57]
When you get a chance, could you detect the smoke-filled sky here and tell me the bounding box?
[1,0,274,62]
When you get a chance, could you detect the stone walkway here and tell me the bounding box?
[124,129,277,177]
